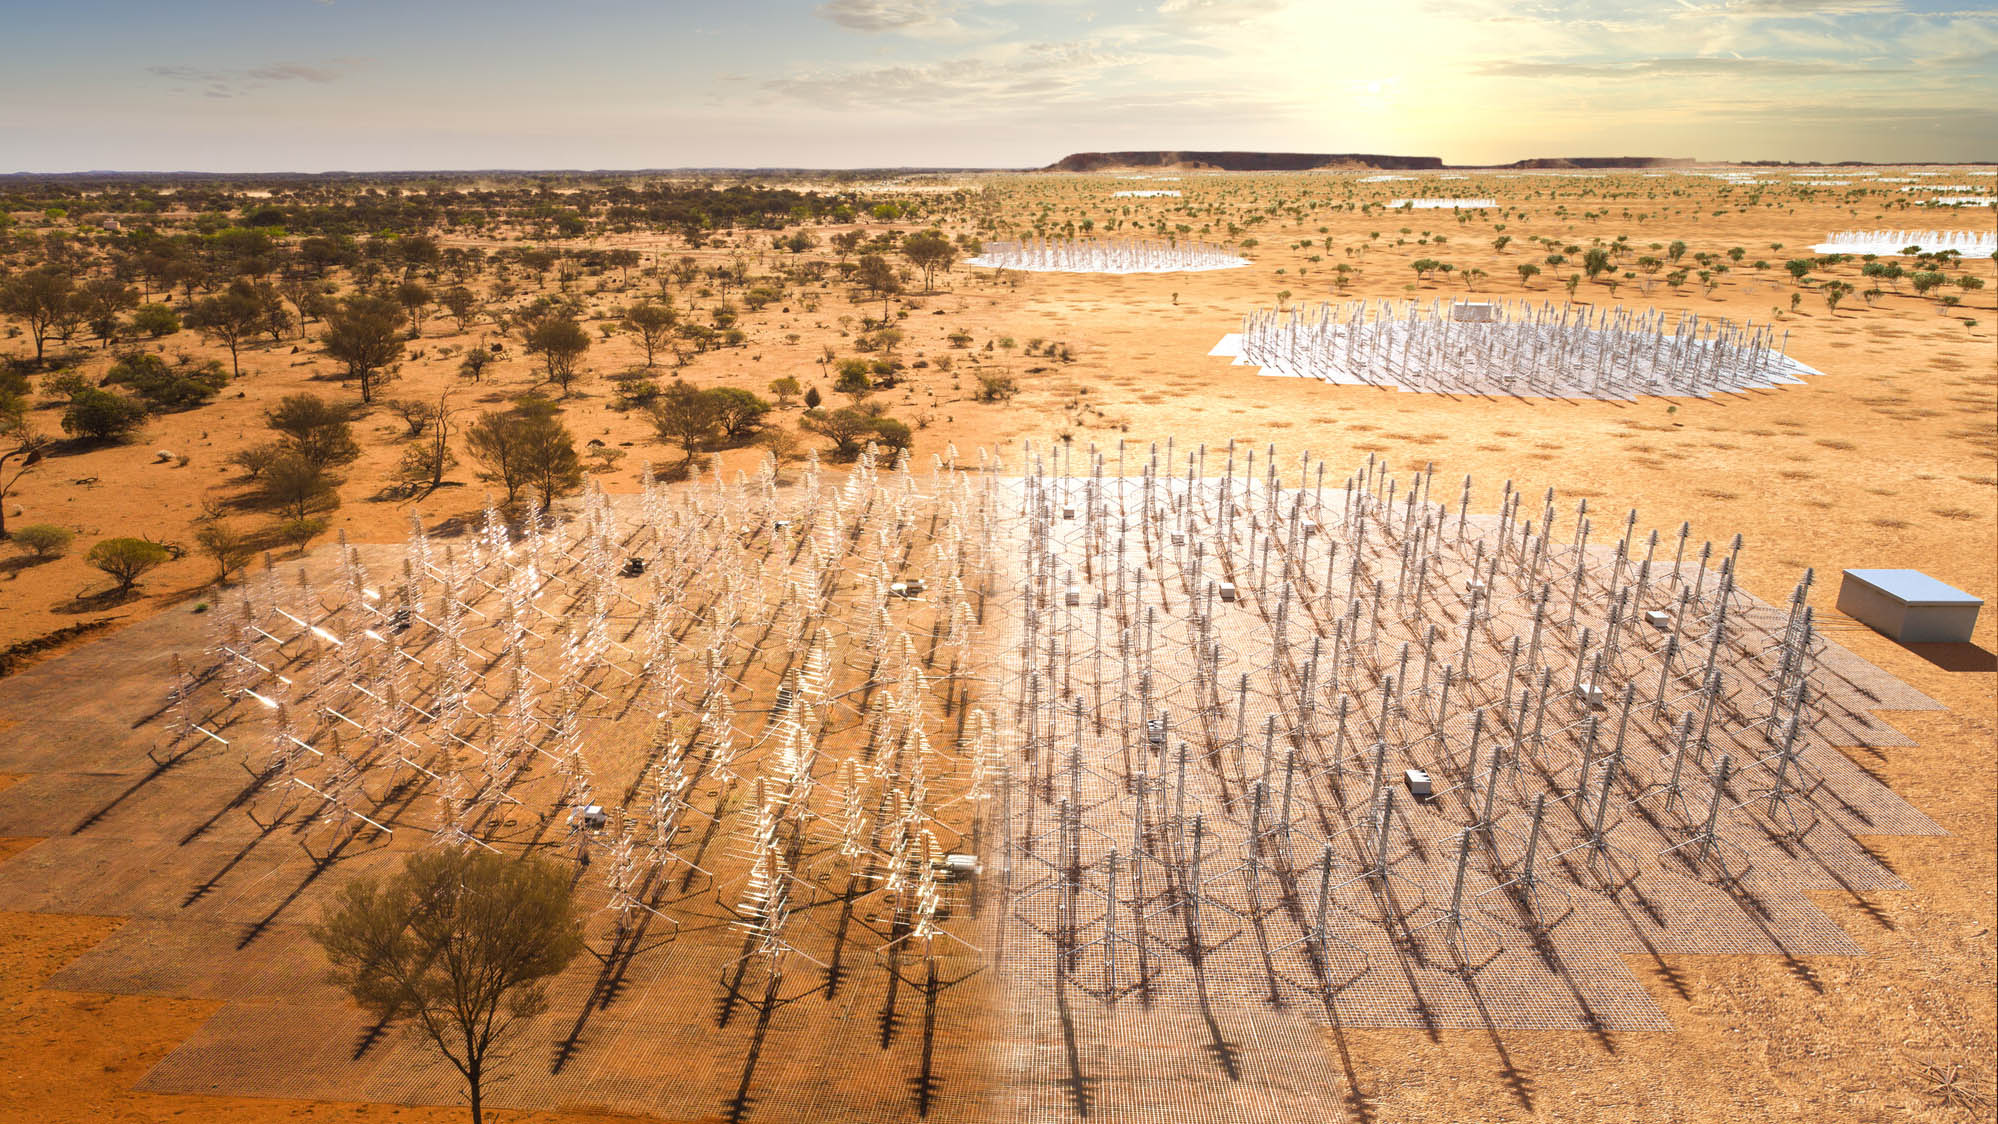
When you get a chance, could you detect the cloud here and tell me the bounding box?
[817,0,961,33]
[1155,0,1282,23]
[246,63,344,83]
[763,40,1131,110]
[146,59,355,98]
[1720,0,1903,14]
[1478,55,1906,78]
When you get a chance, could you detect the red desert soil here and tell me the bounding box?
[0,170,1991,1121]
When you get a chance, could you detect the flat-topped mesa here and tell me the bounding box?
[1045,151,1443,172]
[1494,156,1695,170]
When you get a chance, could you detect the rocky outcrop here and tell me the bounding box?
[1044,152,1444,173]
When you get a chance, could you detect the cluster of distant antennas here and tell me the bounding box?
[1110,190,1181,198]
[1387,198,1496,209]
[168,444,1005,1004]
[1228,299,1817,399]
[1811,230,1998,257]
[968,237,1247,274]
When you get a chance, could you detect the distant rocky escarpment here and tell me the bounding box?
[1494,156,1694,169]
[1045,152,1694,172]
[1044,152,1444,173]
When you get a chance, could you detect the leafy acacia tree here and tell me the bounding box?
[79,277,136,347]
[620,300,677,368]
[314,849,584,1124]
[0,266,77,362]
[86,536,172,594]
[396,280,434,335]
[801,404,908,461]
[459,347,496,383]
[194,520,254,584]
[708,387,772,443]
[187,281,267,378]
[901,228,956,291]
[440,285,481,333]
[265,394,361,469]
[525,314,591,393]
[323,293,407,403]
[262,454,340,522]
[854,254,899,299]
[647,381,721,460]
[465,398,582,506]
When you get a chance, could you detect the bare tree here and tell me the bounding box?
[0,415,49,540]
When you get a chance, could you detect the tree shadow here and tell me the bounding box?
[51,584,142,616]
[0,554,57,578]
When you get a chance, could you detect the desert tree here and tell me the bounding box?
[10,523,71,560]
[440,285,481,334]
[396,392,459,495]
[0,266,77,362]
[60,388,149,443]
[194,519,254,584]
[620,300,677,368]
[187,282,267,378]
[386,398,440,436]
[86,536,172,595]
[323,294,408,403]
[832,359,873,402]
[313,849,584,1124]
[396,280,434,335]
[265,394,361,469]
[0,412,49,540]
[646,381,721,461]
[708,387,772,443]
[458,346,496,384]
[130,303,181,339]
[854,254,899,300]
[465,398,581,506]
[398,235,441,280]
[801,403,908,461]
[262,455,340,522]
[901,228,956,292]
[525,315,591,393]
[767,376,802,407]
[79,277,136,348]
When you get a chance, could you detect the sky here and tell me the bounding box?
[0,0,1992,172]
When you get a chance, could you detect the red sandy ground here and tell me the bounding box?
[1,170,1992,1121]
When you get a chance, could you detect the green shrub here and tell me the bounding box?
[104,352,227,411]
[130,303,181,338]
[11,523,73,559]
[86,536,171,592]
[61,387,149,442]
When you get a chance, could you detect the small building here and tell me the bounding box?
[1836,569,1982,644]
[1451,301,1496,323]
